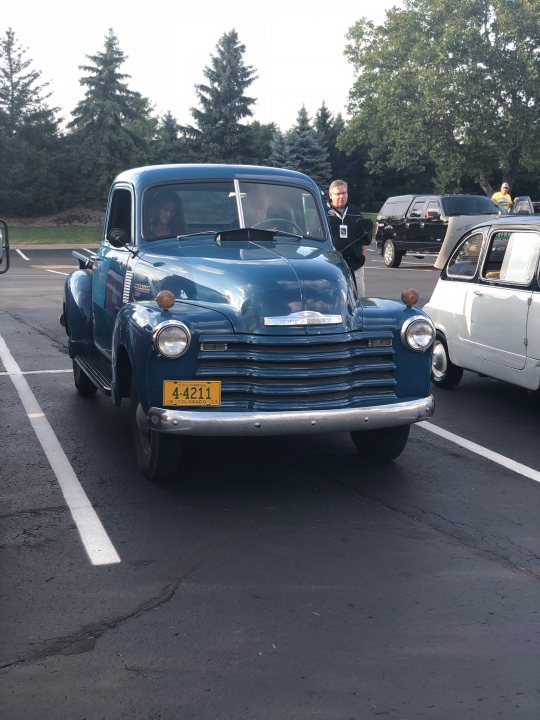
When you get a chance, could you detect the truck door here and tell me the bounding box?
[422,199,446,252]
[404,198,427,252]
[92,185,136,356]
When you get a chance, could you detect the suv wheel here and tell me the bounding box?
[383,240,403,268]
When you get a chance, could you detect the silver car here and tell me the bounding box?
[424,216,540,391]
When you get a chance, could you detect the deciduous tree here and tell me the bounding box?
[341,0,540,196]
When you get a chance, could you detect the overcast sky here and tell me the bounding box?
[4,0,402,130]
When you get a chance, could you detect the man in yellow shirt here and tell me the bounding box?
[491,182,512,211]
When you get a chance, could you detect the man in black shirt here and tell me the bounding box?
[327,179,372,295]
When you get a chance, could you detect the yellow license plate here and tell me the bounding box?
[163,380,221,407]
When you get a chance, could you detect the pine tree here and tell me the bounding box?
[150,112,195,164]
[286,106,331,188]
[183,29,256,163]
[268,128,291,169]
[313,103,371,204]
[314,103,334,158]
[0,28,62,214]
[68,29,154,203]
[242,121,276,165]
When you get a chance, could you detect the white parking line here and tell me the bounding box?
[0,334,121,565]
[0,369,71,376]
[419,421,540,484]
[16,249,30,261]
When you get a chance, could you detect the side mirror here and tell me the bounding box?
[107,227,130,248]
[0,219,9,274]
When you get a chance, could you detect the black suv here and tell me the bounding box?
[375,194,501,267]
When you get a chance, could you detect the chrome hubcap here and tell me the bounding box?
[431,340,447,378]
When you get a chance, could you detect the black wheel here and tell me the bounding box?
[73,360,98,397]
[431,335,463,389]
[130,382,182,483]
[350,424,410,461]
[383,239,403,268]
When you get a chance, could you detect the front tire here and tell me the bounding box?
[350,424,410,461]
[431,335,463,389]
[130,383,182,483]
[73,360,98,397]
[383,239,403,267]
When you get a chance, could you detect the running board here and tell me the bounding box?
[75,354,113,395]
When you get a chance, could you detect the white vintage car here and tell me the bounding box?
[424,216,540,391]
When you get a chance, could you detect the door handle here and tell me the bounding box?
[473,289,483,296]
[419,222,425,228]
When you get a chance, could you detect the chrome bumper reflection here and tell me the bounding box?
[147,396,434,436]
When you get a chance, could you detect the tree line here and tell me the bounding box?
[1,0,539,217]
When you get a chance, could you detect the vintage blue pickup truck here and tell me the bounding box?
[61,164,435,482]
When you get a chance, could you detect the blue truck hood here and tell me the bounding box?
[136,237,360,334]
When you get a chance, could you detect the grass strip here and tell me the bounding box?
[10,226,102,245]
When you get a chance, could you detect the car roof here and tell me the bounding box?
[434,214,540,270]
[385,193,492,201]
[113,164,319,192]
[477,215,540,229]
[381,193,494,209]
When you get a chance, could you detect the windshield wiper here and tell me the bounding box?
[215,227,303,242]
[177,231,216,240]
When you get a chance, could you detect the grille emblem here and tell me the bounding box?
[264,310,342,327]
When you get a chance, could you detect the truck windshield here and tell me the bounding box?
[143,181,325,241]
[442,196,499,216]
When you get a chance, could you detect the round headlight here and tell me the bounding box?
[401,316,435,352]
[152,322,191,358]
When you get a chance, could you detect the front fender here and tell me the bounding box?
[111,301,234,407]
[64,269,94,357]
[364,300,434,399]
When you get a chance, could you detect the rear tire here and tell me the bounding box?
[351,424,410,461]
[73,360,98,397]
[130,382,182,483]
[431,335,463,389]
[383,239,403,268]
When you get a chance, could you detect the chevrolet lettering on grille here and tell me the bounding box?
[264,311,343,326]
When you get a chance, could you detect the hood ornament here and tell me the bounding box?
[264,310,343,327]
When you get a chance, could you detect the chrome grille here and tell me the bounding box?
[196,331,396,411]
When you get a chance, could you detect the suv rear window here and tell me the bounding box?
[379,198,412,217]
[442,196,499,216]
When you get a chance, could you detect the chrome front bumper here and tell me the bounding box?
[146,396,434,436]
